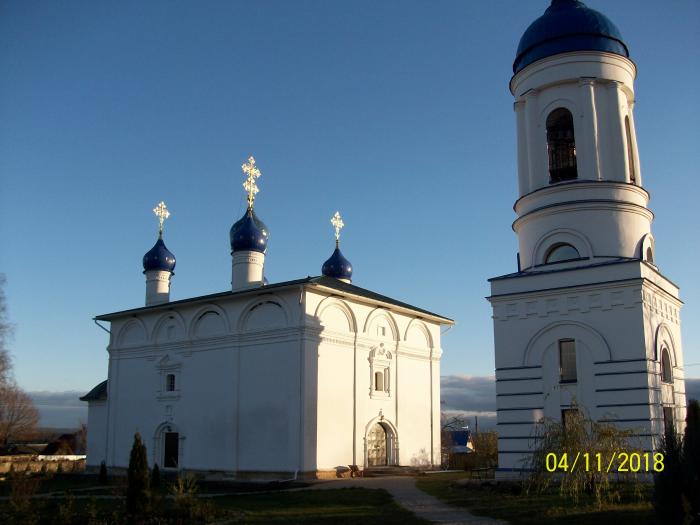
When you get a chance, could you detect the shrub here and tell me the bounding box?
[653,427,685,524]
[126,432,149,516]
[683,399,700,519]
[151,463,161,489]
[524,403,642,506]
[98,461,107,484]
[654,399,700,524]
[472,430,498,467]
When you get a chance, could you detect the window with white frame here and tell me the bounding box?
[157,355,181,399]
[559,339,577,383]
[369,344,392,398]
[661,348,673,384]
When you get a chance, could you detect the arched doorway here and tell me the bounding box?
[367,423,388,466]
[153,422,184,470]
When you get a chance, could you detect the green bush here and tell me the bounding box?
[654,398,700,524]
[524,403,643,506]
[151,462,161,489]
[98,460,107,484]
[683,399,700,520]
[126,432,149,517]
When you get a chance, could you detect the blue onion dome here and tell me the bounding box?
[230,207,269,253]
[514,0,629,74]
[142,235,176,273]
[322,246,353,281]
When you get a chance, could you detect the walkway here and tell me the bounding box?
[308,476,508,525]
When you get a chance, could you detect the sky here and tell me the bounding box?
[1,0,699,395]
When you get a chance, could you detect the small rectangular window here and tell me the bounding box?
[374,371,383,391]
[559,339,577,383]
[166,374,176,392]
[377,326,386,336]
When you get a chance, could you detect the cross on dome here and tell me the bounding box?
[331,211,344,247]
[153,201,170,236]
[241,156,262,209]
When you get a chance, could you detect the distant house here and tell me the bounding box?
[447,430,473,455]
[42,433,80,455]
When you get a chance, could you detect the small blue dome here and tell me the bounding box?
[230,208,269,253]
[142,236,176,273]
[322,247,352,281]
[514,0,629,74]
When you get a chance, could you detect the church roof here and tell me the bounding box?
[513,0,629,74]
[95,275,453,324]
[80,380,108,402]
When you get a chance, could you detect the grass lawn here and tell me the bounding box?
[0,475,429,525]
[415,472,656,525]
[215,488,429,524]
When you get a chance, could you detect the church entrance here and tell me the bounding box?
[163,432,179,468]
[367,423,388,466]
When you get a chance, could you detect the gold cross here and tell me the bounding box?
[153,201,170,235]
[241,156,262,208]
[331,211,344,246]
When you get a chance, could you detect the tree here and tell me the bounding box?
[151,463,161,489]
[127,432,150,516]
[76,422,88,454]
[653,427,685,524]
[683,399,700,519]
[653,400,700,524]
[0,276,39,447]
[0,274,13,387]
[0,384,39,446]
[525,403,642,506]
[472,430,498,467]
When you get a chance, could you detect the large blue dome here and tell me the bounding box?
[143,236,176,273]
[322,247,352,281]
[230,208,269,253]
[514,0,629,74]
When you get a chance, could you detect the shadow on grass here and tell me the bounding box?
[415,472,656,525]
[216,488,430,524]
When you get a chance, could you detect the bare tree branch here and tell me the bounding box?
[0,384,40,446]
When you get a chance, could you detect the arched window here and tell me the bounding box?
[166,374,176,392]
[661,348,672,384]
[645,247,654,264]
[625,116,636,184]
[374,371,384,391]
[547,108,577,183]
[545,243,581,264]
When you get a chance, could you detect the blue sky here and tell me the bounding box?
[1,0,699,393]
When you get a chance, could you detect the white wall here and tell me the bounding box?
[85,400,107,467]
[91,283,448,476]
[490,261,685,474]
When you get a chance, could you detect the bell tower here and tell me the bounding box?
[489,0,686,477]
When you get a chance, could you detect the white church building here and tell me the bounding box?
[489,0,687,476]
[81,157,452,478]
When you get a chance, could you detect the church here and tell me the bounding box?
[489,0,687,476]
[81,157,452,478]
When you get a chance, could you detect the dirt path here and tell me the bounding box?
[308,477,508,525]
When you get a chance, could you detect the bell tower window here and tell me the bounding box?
[546,108,577,183]
[545,243,580,264]
[661,348,672,384]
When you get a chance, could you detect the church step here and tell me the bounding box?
[362,466,422,477]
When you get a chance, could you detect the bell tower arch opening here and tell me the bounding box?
[546,108,578,183]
